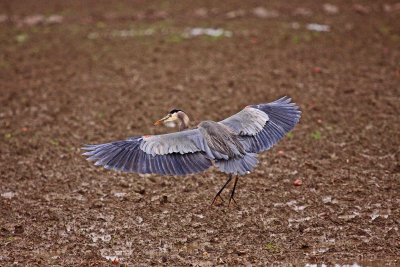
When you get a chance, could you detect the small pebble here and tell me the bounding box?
[293,179,303,186]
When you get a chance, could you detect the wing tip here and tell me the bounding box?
[81,144,96,151]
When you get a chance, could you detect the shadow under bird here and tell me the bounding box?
[82,96,301,205]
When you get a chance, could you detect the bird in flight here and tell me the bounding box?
[82,96,301,205]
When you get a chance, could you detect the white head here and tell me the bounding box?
[154,109,190,131]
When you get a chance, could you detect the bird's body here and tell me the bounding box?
[82,96,301,204]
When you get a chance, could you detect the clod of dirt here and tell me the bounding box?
[323,3,339,15]
[14,225,24,235]
[24,15,44,26]
[293,7,313,17]
[293,179,303,186]
[131,193,144,203]
[1,227,11,237]
[113,192,127,198]
[252,7,279,18]
[193,8,208,18]
[160,195,168,204]
[136,216,143,224]
[383,3,400,13]
[322,196,333,204]
[133,185,145,195]
[0,14,7,23]
[1,191,16,199]
[226,10,246,19]
[90,201,104,209]
[313,66,322,73]
[306,24,330,32]
[353,4,370,14]
[47,15,63,24]
[185,28,232,38]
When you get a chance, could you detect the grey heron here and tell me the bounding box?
[82,96,301,205]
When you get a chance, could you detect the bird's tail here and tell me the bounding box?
[214,153,258,175]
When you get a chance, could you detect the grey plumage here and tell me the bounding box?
[82,96,301,202]
[220,107,269,136]
[83,137,212,175]
[140,129,203,156]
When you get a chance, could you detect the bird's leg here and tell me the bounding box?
[211,174,233,206]
[228,176,239,207]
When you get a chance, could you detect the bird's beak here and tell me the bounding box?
[154,119,163,126]
[154,114,170,126]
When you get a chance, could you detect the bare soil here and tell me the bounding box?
[0,0,399,266]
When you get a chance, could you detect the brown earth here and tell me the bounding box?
[0,0,399,266]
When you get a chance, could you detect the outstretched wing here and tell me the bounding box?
[220,96,301,153]
[82,129,212,176]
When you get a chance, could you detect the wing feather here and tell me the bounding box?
[140,129,204,156]
[219,107,269,135]
[220,96,301,153]
[244,96,301,152]
[82,134,212,176]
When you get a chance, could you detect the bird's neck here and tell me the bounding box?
[178,112,190,131]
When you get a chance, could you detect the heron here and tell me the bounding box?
[82,96,301,205]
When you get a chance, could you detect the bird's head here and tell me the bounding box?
[154,109,188,129]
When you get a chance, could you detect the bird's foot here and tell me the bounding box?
[211,174,233,207]
[211,194,224,206]
[228,196,238,207]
